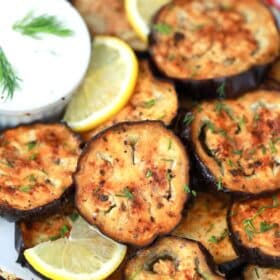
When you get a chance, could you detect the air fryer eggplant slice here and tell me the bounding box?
[149,0,279,98]
[75,121,189,246]
[243,265,280,280]
[191,90,280,196]
[124,236,224,279]
[229,193,280,267]
[15,200,76,265]
[172,192,240,273]
[72,0,147,51]
[83,60,178,141]
[0,123,81,221]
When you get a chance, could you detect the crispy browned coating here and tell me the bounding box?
[191,90,280,195]
[230,193,280,258]
[243,265,280,280]
[150,0,279,80]
[19,204,75,248]
[124,236,224,280]
[76,122,189,246]
[83,60,178,141]
[0,123,81,212]
[172,192,238,264]
[72,0,146,50]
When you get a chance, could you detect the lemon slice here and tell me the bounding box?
[63,36,138,132]
[24,217,127,280]
[125,0,170,43]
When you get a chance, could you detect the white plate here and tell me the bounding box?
[0,218,41,279]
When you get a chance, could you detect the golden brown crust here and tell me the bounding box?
[191,90,280,195]
[124,236,224,280]
[0,123,81,212]
[72,0,147,51]
[150,0,280,80]
[230,194,280,258]
[83,60,178,141]
[19,204,76,248]
[244,265,280,280]
[75,121,189,246]
[172,192,238,264]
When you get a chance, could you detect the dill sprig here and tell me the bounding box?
[13,12,73,39]
[0,47,21,100]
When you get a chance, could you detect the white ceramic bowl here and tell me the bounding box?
[0,0,91,128]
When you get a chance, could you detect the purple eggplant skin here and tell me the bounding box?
[227,200,280,269]
[123,236,225,279]
[149,53,270,100]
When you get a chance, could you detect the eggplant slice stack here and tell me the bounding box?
[150,0,279,98]
[0,123,81,221]
[190,90,280,196]
[124,236,224,279]
[75,121,189,246]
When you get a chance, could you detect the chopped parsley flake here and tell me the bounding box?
[153,23,172,35]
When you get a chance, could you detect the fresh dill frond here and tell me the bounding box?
[0,47,21,100]
[13,12,73,38]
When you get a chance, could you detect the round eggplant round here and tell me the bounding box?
[75,121,190,247]
[149,0,279,99]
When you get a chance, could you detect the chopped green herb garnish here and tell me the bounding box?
[116,187,134,200]
[29,153,38,161]
[269,140,277,154]
[26,141,37,151]
[254,267,260,279]
[215,102,234,119]
[206,224,214,233]
[153,23,172,35]
[183,184,196,196]
[227,159,235,167]
[238,116,246,129]
[216,177,223,191]
[208,229,228,244]
[28,174,36,182]
[70,212,79,222]
[253,112,260,122]
[143,99,156,108]
[19,185,32,192]
[168,139,172,150]
[0,47,21,100]
[183,114,194,126]
[259,221,278,233]
[60,225,70,237]
[233,149,243,156]
[261,145,267,155]
[204,120,215,133]
[13,12,73,38]
[217,81,226,98]
[146,169,153,178]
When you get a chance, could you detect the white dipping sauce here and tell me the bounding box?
[0,0,91,121]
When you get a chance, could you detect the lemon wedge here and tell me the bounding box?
[125,0,170,43]
[24,216,127,280]
[64,36,138,132]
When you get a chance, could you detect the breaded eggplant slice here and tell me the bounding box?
[72,0,146,51]
[149,0,279,98]
[191,90,280,196]
[0,123,81,221]
[75,121,189,246]
[243,265,280,280]
[124,236,224,280]
[83,60,178,141]
[15,202,77,265]
[172,192,240,273]
[0,269,22,280]
[228,193,280,267]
